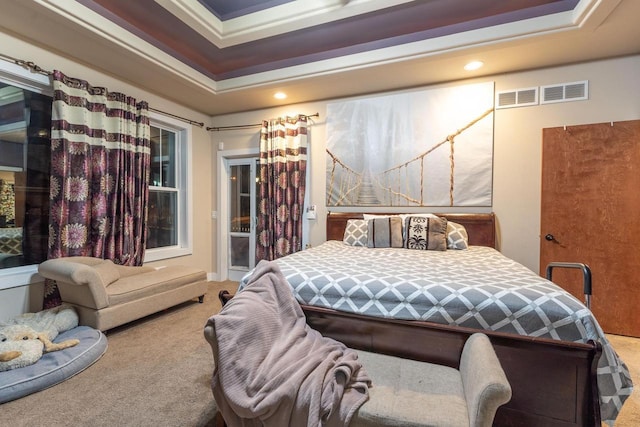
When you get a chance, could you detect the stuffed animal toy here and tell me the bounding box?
[0,305,80,372]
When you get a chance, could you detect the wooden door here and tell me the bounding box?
[540,120,640,337]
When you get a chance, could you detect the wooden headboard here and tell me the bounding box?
[326,212,496,248]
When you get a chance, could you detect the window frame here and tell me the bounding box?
[0,65,194,289]
[0,61,52,290]
[144,112,193,262]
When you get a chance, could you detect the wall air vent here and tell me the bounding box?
[495,87,538,109]
[540,80,588,104]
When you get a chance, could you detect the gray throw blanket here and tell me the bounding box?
[208,261,370,427]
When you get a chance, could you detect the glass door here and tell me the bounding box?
[227,158,258,281]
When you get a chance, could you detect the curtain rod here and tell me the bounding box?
[0,53,204,128]
[207,112,320,132]
[147,108,204,128]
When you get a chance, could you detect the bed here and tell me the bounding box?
[235,212,633,426]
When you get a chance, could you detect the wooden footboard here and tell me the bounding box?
[302,304,602,427]
[219,290,601,426]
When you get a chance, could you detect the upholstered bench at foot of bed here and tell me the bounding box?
[351,334,512,427]
[213,292,511,427]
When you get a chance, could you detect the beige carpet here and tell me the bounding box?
[605,334,639,426]
[1,280,238,427]
[1,280,637,426]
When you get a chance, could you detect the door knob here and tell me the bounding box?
[545,234,555,241]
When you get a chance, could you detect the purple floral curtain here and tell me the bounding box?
[44,70,151,308]
[256,115,308,261]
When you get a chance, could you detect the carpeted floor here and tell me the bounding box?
[606,334,640,426]
[1,280,637,426]
[1,280,239,427]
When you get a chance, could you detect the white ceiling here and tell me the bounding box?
[0,0,638,116]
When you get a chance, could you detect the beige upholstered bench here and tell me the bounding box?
[350,333,512,427]
[206,303,510,427]
[38,257,209,331]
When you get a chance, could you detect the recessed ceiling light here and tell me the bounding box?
[464,61,484,71]
[274,92,287,99]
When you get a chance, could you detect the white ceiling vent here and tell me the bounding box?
[540,80,588,104]
[496,87,538,109]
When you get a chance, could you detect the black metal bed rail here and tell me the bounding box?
[546,262,592,309]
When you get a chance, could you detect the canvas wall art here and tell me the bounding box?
[326,81,494,207]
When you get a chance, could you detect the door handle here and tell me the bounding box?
[544,233,564,247]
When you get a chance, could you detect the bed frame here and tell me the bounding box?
[302,211,602,426]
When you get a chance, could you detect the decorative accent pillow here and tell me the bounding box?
[363,213,435,240]
[398,213,437,225]
[404,216,448,251]
[367,217,403,248]
[447,221,469,250]
[343,219,368,246]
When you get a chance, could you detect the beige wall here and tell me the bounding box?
[211,54,640,274]
[0,30,215,320]
[1,23,637,320]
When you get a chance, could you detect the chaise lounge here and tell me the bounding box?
[38,257,209,331]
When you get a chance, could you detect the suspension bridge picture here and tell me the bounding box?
[326,82,494,207]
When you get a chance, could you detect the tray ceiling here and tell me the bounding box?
[0,0,638,115]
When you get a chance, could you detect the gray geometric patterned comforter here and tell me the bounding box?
[240,241,633,424]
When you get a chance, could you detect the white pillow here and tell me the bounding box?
[362,214,400,220]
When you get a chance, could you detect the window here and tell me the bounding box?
[144,113,192,262]
[0,62,53,288]
[0,62,191,288]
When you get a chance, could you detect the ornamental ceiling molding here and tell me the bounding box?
[31,0,618,95]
